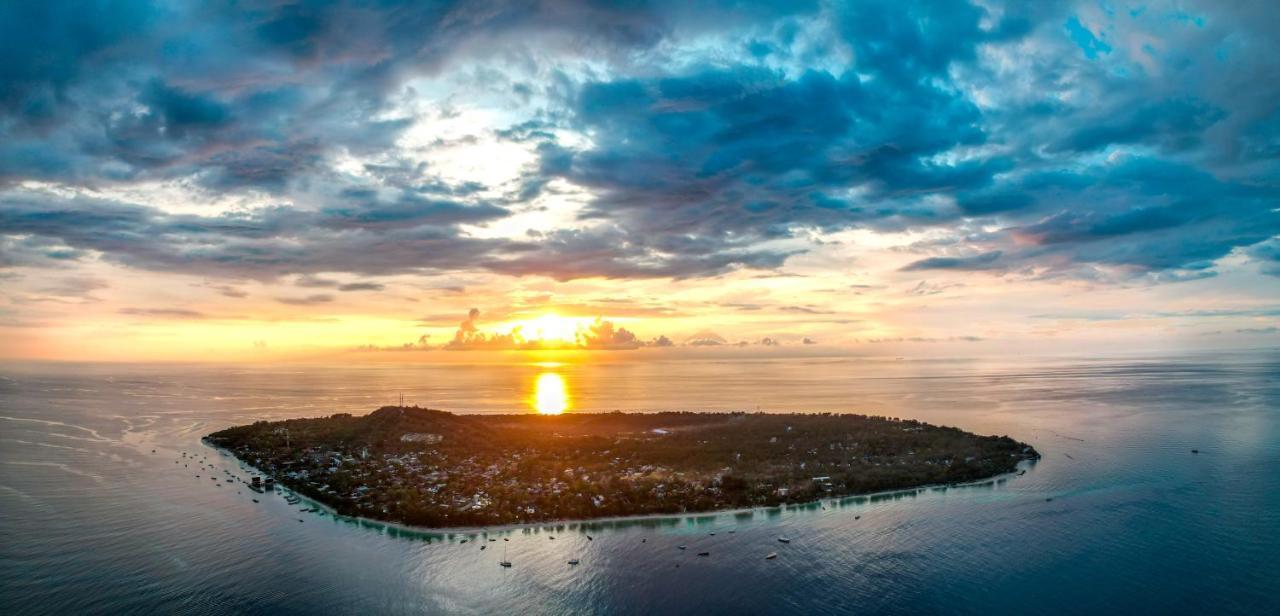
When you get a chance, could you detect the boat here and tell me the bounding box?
[586,535,593,541]
[499,546,512,567]
[765,552,777,560]
[777,537,790,543]
[499,561,512,568]
[697,551,710,557]
[252,499,259,503]
[568,559,580,565]
[678,545,687,550]
[480,545,486,551]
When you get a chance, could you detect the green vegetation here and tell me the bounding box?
[205,407,1038,528]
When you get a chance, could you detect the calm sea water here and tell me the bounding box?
[1,353,1277,614]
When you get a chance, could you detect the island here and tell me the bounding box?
[205,407,1038,528]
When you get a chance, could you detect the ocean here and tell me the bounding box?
[1,352,1277,614]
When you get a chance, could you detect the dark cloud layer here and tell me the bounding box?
[512,0,1280,280]
[1,0,1278,284]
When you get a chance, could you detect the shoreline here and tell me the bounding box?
[207,439,1037,537]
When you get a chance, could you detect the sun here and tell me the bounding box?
[521,314,584,343]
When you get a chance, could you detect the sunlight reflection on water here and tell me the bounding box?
[532,372,569,414]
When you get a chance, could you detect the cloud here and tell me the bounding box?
[119,307,206,319]
[443,309,656,351]
[906,280,965,296]
[1246,238,1280,277]
[576,319,641,350]
[275,294,334,306]
[2,0,1279,290]
[209,284,248,298]
[355,334,433,352]
[901,251,1003,272]
[337,282,385,292]
[443,308,541,350]
[0,189,512,280]
[35,276,109,301]
[863,336,985,343]
[295,275,384,292]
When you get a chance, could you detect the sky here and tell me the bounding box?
[1,0,1278,362]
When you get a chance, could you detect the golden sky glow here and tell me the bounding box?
[1,250,1277,362]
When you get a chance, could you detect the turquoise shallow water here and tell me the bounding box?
[1,352,1277,614]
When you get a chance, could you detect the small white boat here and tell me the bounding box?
[765,552,777,560]
[777,537,791,543]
